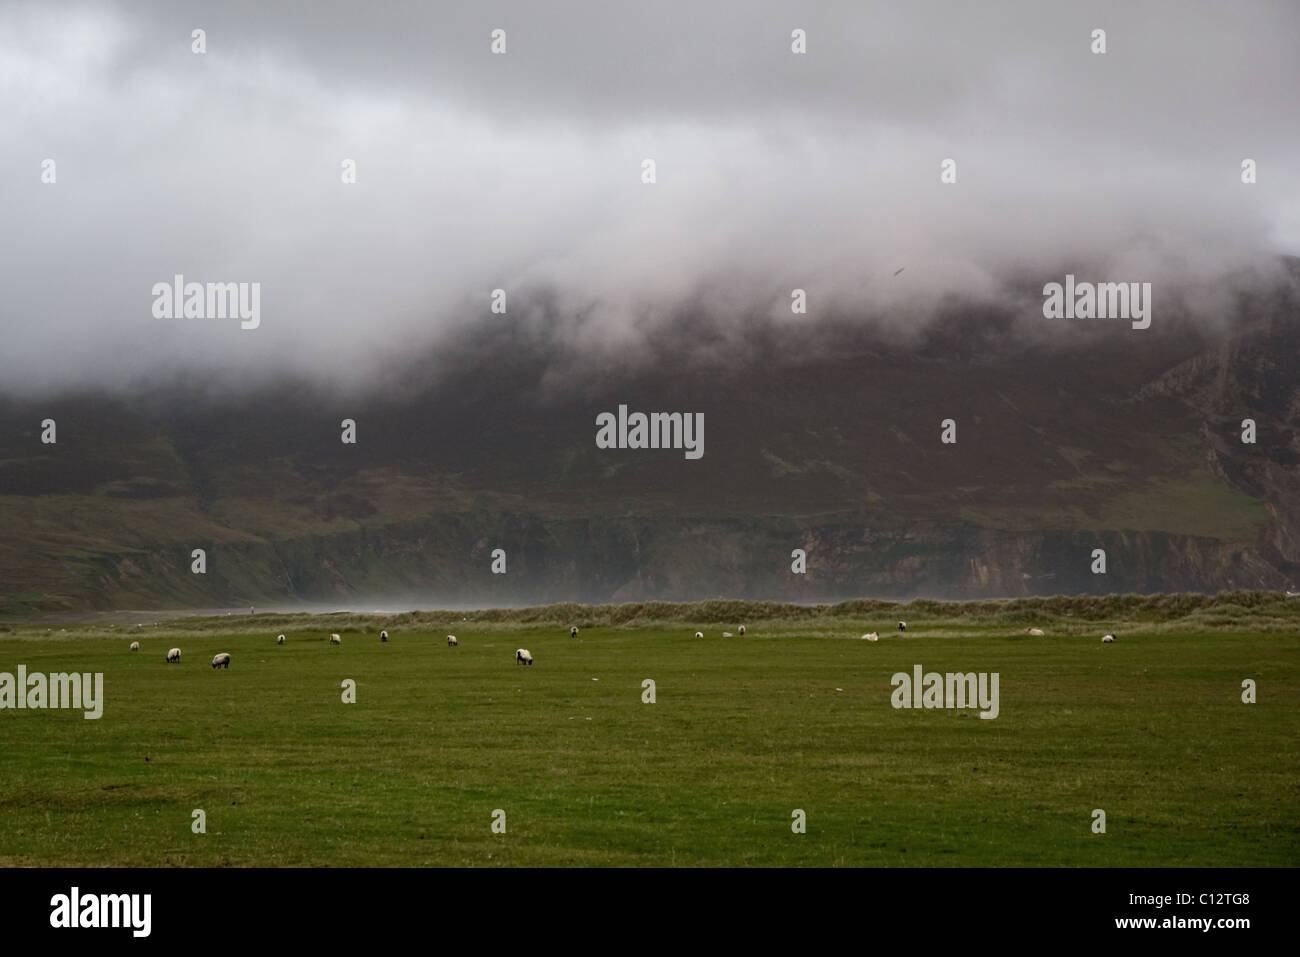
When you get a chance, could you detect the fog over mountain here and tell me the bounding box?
[2,0,1298,397]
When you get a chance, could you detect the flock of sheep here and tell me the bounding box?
[125,619,1121,666]
[145,645,229,668]
[1027,628,1118,643]
[858,624,1116,642]
[128,625,558,668]
[861,621,909,641]
[693,624,746,638]
[126,620,757,670]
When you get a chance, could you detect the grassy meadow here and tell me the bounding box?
[1,594,1297,866]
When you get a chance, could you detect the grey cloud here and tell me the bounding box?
[0,0,1296,396]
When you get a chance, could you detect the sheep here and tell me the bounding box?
[380,630,388,642]
[516,648,533,665]
[738,625,746,636]
[898,621,907,632]
[329,633,341,646]
[129,641,140,652]
[862,632,879,642]
[446,635,458,646]
[166,647,181,663]
[1101,634,1115,643]
[211,652,231,669]
[570,626,579,638]
[722,631,734,637]
[277,634,285,645]
[1027,628,1045,636]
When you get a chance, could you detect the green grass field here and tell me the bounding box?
[1,603,1297,866]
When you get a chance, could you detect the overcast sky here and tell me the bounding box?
[2,0,1297,396]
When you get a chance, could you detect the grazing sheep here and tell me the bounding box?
[277,634,285,645]
[211,652,231,669]
[570,626,579,637]
[738,625,746,636]
[380,630,388,642]
[516,648,533,665]
[1027,628,1045,636]
[129,641,139,652]
[694,631,703,638]
[1286,590,1299,598]
[447,635,458,646]
[166,647,181,663]
[329,633,341,646]
[1101,634,1116,643]
[898,621,907,631]
[862,632,879,642]
[722,631,734,637]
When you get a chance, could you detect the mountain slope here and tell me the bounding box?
[1,276,1297,613]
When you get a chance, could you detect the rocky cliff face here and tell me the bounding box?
[1,273,1297,613]
[53,514,1290,611]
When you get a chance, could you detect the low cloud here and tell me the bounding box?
[1,0,1296,398]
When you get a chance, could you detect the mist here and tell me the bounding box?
[2,0,1297,398]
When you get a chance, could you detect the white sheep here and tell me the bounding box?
[447,634,458,646]
[277,634,285,644]
[380,630,388,642]
[862,632,879,642]
[570,626,579,637]
[166,647,181,663]
[898,621,907,631]
[1027,628,1045,636]
[722,631,733,637]
[738,625,746,636]
[694,631,703,638]
[516,648,533,665]
[211,652,231,669]
[1101,634,1116,643]
[329,633,341,646]
[129,641,139,652]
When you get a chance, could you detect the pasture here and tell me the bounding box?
[1,607,1296,866]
